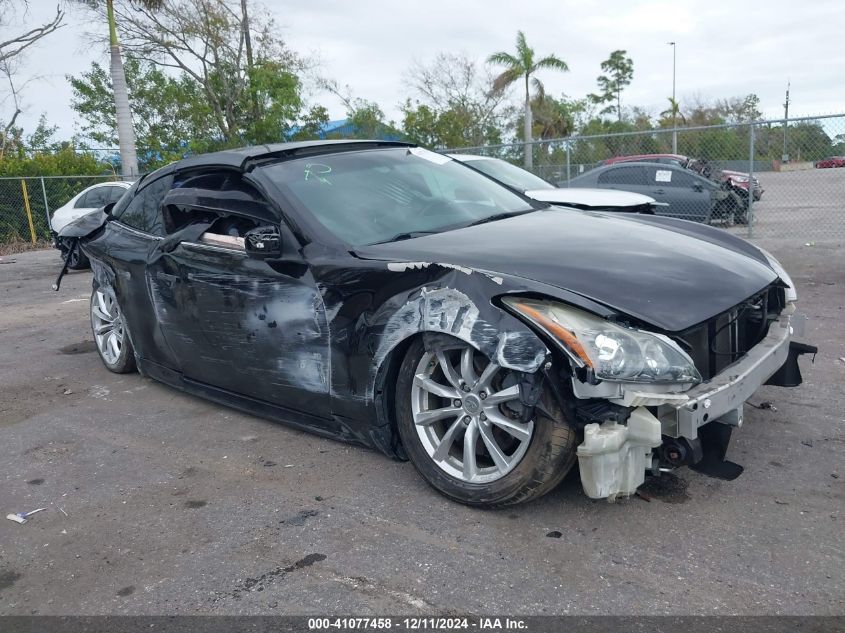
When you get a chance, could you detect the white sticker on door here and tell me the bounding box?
[655,170,672,182]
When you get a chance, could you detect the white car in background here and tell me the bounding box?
[449,154,662,213]
[51,181,132,269]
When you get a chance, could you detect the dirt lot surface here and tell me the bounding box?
[0,220,843,615]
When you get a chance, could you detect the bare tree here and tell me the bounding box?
[0,59,22,160]
[404,52,509,147]
[0,2,65,159]
[0,3,64,66]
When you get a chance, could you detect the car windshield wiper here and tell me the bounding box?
[465,209,535,227]
[372,230,441,244]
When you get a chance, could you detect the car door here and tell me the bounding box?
[100,173,180,370]
[146,169,331,419]
[596,165,651,198]
[641,165,712,222]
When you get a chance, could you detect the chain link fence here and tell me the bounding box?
[447,113,845,248]
[0,175,121,247]
[2,115,843,252]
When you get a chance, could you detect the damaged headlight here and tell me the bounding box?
[503,298,701,384]
[755,247,797,303]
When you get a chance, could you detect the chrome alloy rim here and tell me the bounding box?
[411,346,534,483]
[91,287,125,366]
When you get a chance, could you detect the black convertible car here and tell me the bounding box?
[57,140,814,506]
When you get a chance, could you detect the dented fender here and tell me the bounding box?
[368,282,549,392]
[313,260,556,415]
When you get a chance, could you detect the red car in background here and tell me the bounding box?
[814,156,845,168]
[600,153,764,201]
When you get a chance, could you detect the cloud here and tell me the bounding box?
[5,0,844,142]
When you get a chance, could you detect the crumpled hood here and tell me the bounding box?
[526,187,657,208]
[355,208,778,332]
[56,209,109,238]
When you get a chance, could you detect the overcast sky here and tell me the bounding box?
[5,0,845,144]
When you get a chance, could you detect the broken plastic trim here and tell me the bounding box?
[765,341,818,388]
[52,239,78,291]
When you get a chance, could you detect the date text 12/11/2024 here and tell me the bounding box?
[307,617,528,630]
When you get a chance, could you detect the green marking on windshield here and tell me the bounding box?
[304,163,332,185]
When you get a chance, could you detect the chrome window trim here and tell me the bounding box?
[112,221,164,240]
[182,241,248,257]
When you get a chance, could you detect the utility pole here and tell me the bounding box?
[782,80,790,163]
[668,42,677,154]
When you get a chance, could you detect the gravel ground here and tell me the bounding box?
[0,225,842,616]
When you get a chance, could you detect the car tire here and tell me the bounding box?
[59,238,90,270]
[90,281,137,374]
[395,337,577,507]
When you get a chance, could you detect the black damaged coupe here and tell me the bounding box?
[57,140,814,506]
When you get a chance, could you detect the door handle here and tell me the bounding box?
[653,189,665,195]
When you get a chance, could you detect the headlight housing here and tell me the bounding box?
[755,247,797,303]
[503,298,701,384]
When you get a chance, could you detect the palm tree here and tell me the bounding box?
[660,97,686,122]
[660,97,685,153]
[105,0,140,177]
[82,0,158,177]
[487,31,569,169]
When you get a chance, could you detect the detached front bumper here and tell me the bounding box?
[658,311,805,439]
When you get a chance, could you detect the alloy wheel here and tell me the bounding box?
[91,287,126,367]
[410,346,534,483]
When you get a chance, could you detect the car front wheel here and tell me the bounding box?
[90,282,137,374]
[395,337,577,507]
[58,238,90,270]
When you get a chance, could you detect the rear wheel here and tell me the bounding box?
[90,282,136,374]
[395,337,577,507]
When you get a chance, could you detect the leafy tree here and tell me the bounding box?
[589,50,633,121]
[69,58,215,169]
[401,99,503,149]
[345,100,389,139]
[289,105,330,141]
[400,102,441,147]
[0,119,114,244]
[780,122,833,161]
[487,31,569,168]
[103,0,308,146]
[529,94,589,140]
[505,94,588,168]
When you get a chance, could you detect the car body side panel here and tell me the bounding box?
[147,243,332,419]
[82,222,180,370]
[78,231,559,454]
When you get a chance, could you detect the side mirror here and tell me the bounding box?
[103,201,116,216]
[244,224,282,259]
